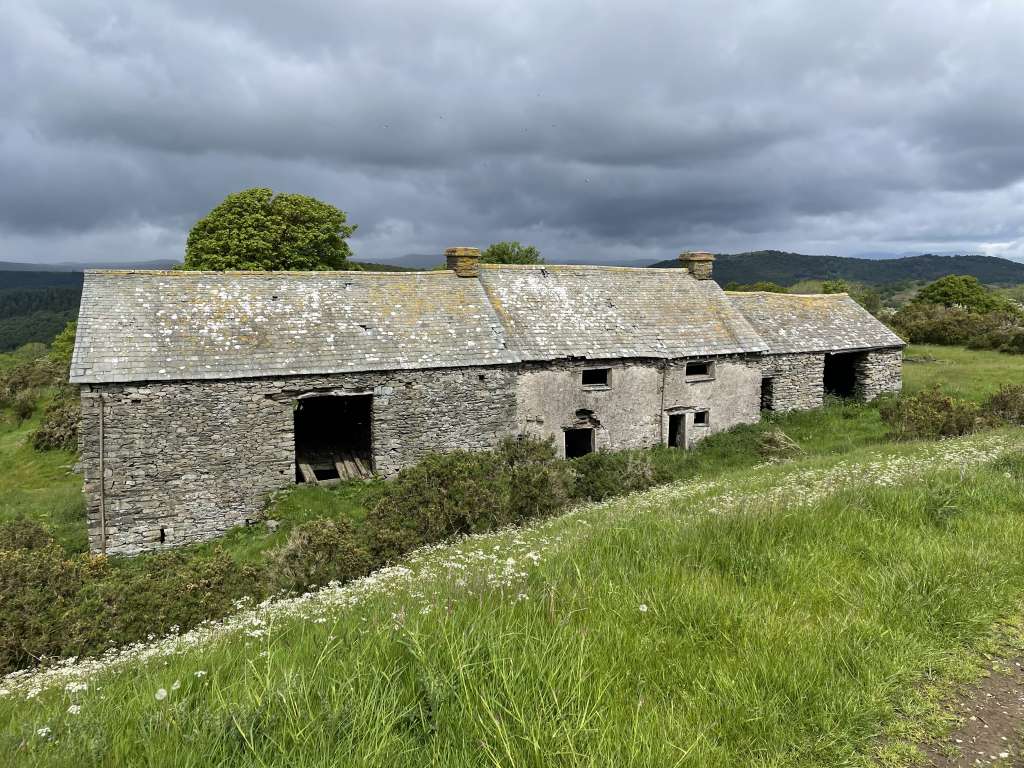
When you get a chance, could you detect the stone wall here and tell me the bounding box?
[854,347,903,401]
[759,352,826,412]
[515,355,763,455]
[80,366,515,555]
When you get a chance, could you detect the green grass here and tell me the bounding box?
[3,432,1023,766]
[0,413,84,552]
[903,343,1024,400]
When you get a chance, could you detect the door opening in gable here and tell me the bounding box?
[294,395,373,484]
[823,353,859,398]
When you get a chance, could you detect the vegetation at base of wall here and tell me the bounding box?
[3,436,1024,766]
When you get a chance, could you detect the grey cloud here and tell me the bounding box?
[2,0,1024,265]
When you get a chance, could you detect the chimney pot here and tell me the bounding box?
[678,251,715,280]
[445,246,481,277]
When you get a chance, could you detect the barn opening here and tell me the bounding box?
[294,395,372,483]
[668,413,684,448]
[564,427,595,458]
[760,377,775,410]
[823,353,859,398]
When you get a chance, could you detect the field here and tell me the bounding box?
[2,345,1024,766]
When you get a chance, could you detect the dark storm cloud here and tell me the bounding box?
[2,0,1024,264]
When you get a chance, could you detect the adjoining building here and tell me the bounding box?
[71,249,904,555]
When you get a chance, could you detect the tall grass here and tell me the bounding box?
[3,433,1022,767]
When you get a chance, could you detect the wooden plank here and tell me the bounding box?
[298,463,318,484]
[334,460,351,481]
[341,452,361,479]
[352,455,370,478]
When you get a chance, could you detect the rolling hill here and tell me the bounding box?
[650,251,1024,286]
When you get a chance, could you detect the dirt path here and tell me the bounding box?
[919,658,1024,767]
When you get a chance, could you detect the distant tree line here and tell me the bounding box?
[0,287,81,352]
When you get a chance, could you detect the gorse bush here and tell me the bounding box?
[271,518,371,591]
[879,387,981,440]
[366,437,573,561]
[31,396,80,450]
[0,546,266,673]
[0,519,54,551]
[571,450,656,501]
[982,384,1024,425]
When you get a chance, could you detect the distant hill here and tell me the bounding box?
[650,251,1024,286]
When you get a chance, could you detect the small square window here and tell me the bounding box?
[693,410,709,426]
[581,368,610,387]
[685,360,713,379]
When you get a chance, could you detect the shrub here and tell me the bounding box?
[0,546,107,672]
[366,437,571,561]
[0,519,54,551]
[498,436,574,520]
[0,546,267,674]
[10,390,37,422]
[31,394,80,450]
[572,450,655,502]
[981,384,1024,425]
[878,387,980,440]
[271,518,372,591]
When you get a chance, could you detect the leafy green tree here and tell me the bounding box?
[183,188,357,271]
[914,275,1017,315]
[480,241,543,265]
[821,279,848,294]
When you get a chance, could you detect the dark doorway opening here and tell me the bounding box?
[823,353,858,398]
[668,414,684,448]
[564,428,595,458]
[294,395,373,483]
[760,377,775,410]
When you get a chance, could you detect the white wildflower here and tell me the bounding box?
[67,704,81,715]
[194,670,206,678]
[171,679,181,691]
[639,604,649,613]
[36,726,51,738]
[154,688,168,701]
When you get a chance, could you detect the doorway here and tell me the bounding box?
[668,413,685,448]
[823,353,858,398]
[564,427,595,458]
[760,377,775,410]
[293,395,373,483]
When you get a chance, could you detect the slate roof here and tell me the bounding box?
[70,270,518,384]
[726,291,905,354]
[478,265,766,361]
[71,267,902,385]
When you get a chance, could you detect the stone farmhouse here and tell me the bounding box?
[71,249,904,555]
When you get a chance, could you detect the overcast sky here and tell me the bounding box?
[2,0,1024,266]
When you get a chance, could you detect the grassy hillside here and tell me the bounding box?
[2,431,1023,766]
[651,250,1024,287]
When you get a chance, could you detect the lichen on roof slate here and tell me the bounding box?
[70,270,519,383]
[726,291,905,353]
[70,267,903,385]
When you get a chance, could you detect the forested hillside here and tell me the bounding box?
[652,251,1024,286]
[0,272,84,351]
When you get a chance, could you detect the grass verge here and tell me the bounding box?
[2,431,1023,766]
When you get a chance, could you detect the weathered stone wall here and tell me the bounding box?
[515,356,763,455]
[80,366,516,555]
[854,347,903,401]
[759,352,826,411]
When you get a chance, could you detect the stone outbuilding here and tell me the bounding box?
[71,249,904,554]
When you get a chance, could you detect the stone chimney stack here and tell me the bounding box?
[445,246,481,278]
[678,251,715,280]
